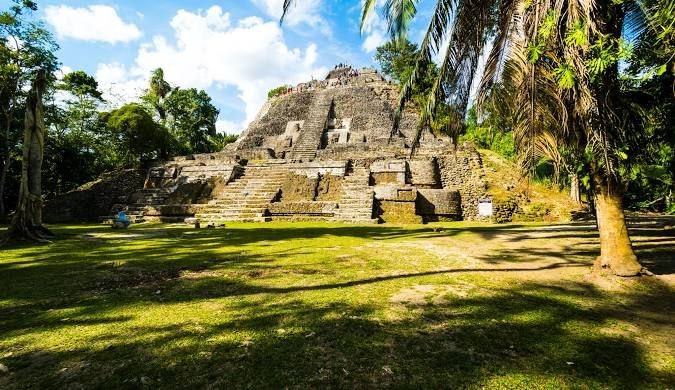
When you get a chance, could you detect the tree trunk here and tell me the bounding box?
[570,174,582,204]
[0,161,7,224]
[3,71,52,243]
[592,172,642,276]
[0,114,10,224]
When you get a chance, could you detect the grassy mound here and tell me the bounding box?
[481,149,584,222]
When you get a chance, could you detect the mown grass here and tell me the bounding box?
[0,221,673,389]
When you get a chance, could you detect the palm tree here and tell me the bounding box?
[144,68,172,125]
[283,0,656,276]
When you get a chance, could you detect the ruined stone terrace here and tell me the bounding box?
[44,67,487,225]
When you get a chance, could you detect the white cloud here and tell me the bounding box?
[216,120,247,135]
[362,29,386,53]
[44,5,142,44]
[56,65,73,80]
[360,1,388,53]
[95,62,146,109]
[96,6,327,129]
[250,0,331,36]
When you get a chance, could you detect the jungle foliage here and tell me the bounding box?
[0,2,238,220]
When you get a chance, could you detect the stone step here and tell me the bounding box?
[199,207,268,213]
[217,195,279,200]
[337,207,373,212]
[196,216,271,222]
[196,211,267,218]
[211,198,273,204]
[332,217,379,224]
[198,217,273,223]
[197,212,267,217]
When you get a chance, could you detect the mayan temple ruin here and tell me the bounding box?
[46,66,487,224]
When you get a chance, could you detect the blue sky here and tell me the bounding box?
[2,0,434,133]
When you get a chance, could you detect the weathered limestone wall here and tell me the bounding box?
[237,92,314,150]
[437,145,486,219]
[316,174,343,201]
[371,160,406,185]
[330,86,395,144]
[165,176,229,205]
[268,201,338,220]
[375,200,422,224]
[44,169,145,223]
[416,189,462,222]
[280,174,318,202]
[278,173,343,203]
[408,159,441,188]
[145,162,241,191]
[373,186,422,224]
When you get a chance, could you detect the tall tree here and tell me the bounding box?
[283,0,657,276]
[0,0,58,222]
[57,71,104,143]
[101,103,168,166]
[3,69,52,242]
[43,70,104,194]
[142,68,172,125]
[164,88,219,154]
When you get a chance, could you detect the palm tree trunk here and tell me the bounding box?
[592,171,642,276]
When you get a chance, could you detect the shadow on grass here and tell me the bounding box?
[0,222,673,388]
[1,280,673,388]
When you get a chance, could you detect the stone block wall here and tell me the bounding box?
[268,201,337,219]
[375,200,423,224]
[289,161,348,178]
[408,159,441,188]
[373,185,421,224]
[280,173,319,202]
[278,172,344,203]
[316,174,343,201]
[237,92,314,150]
[416,189,462,222]
[437,145,486,220]
[370,160,406,185]
[492,198,519,223]
[44,169,145,223]
[165,176,229,205]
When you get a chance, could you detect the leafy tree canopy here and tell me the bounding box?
[165,87,219,154]
[102,103,168,165]
[60,71,103,100]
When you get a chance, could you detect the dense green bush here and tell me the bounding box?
[460,107,515,160]
[267,85,289,99]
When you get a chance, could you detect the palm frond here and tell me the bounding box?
[390,0,455,139]
[280,0,294,25]
[408,0,500,153]
[360,0,379,35]
[383,0,420,40]
[476,0,520,109]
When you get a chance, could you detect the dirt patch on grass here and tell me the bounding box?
[390,283,478,307]
[390,285,436,306]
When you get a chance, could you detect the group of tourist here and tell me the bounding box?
[277,64,362,95]
[330,66,360,87]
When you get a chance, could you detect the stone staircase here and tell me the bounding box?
[194,164,288,222]
[100,188,171,224]
[334,166,378,224]
[290,93,333,161]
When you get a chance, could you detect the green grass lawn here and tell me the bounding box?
[0,222,673,389]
